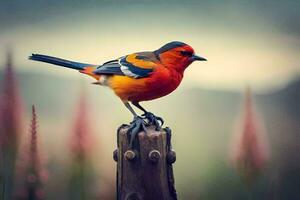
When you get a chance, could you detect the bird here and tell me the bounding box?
[29,41,207,147]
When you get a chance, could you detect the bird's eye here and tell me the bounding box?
[180,51,193,57]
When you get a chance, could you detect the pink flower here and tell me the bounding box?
[70,91,93,159]
[0,49,22,148]
[15,105,47,200]
[68,90,96,199]
[230,87,269,183]
[0,49,23,200]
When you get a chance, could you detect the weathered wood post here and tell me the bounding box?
[113,125,177,200]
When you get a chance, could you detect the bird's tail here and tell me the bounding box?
[29,54,100,80]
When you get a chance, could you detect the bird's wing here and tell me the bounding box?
[93,52,158,78]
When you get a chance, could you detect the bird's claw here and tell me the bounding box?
[142,112,164,130]
[127,113,164,148]
[127,116,147,148]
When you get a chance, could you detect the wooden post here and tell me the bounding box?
[113,125,177,200]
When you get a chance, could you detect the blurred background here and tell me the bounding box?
[0,0,299,199]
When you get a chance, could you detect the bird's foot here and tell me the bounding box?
[142,112,164,131]
[128,116,147,148]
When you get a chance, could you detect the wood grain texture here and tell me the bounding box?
[115,125,177,200]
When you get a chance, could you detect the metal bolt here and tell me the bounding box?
[113,149,118,162]
[148,150,161,163]
[167,150,176,164]
[125,150,137,161]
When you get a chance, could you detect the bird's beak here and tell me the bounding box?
[192,55,207,61]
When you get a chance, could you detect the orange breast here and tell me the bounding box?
[108,67,183,102]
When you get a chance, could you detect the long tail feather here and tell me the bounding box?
[29,54,97,70]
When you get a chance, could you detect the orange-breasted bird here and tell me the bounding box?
[29,41,206,147]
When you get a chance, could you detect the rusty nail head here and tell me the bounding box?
[113,149,118,162]
[126,192,141,200]
[148,150,161,163]
[167,150,176,164]
[125,150,136,161]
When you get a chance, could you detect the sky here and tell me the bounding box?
[0,0,299,92]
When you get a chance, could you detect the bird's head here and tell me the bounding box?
[154,41,206,72]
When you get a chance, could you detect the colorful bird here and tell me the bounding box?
[29,41,206,147]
